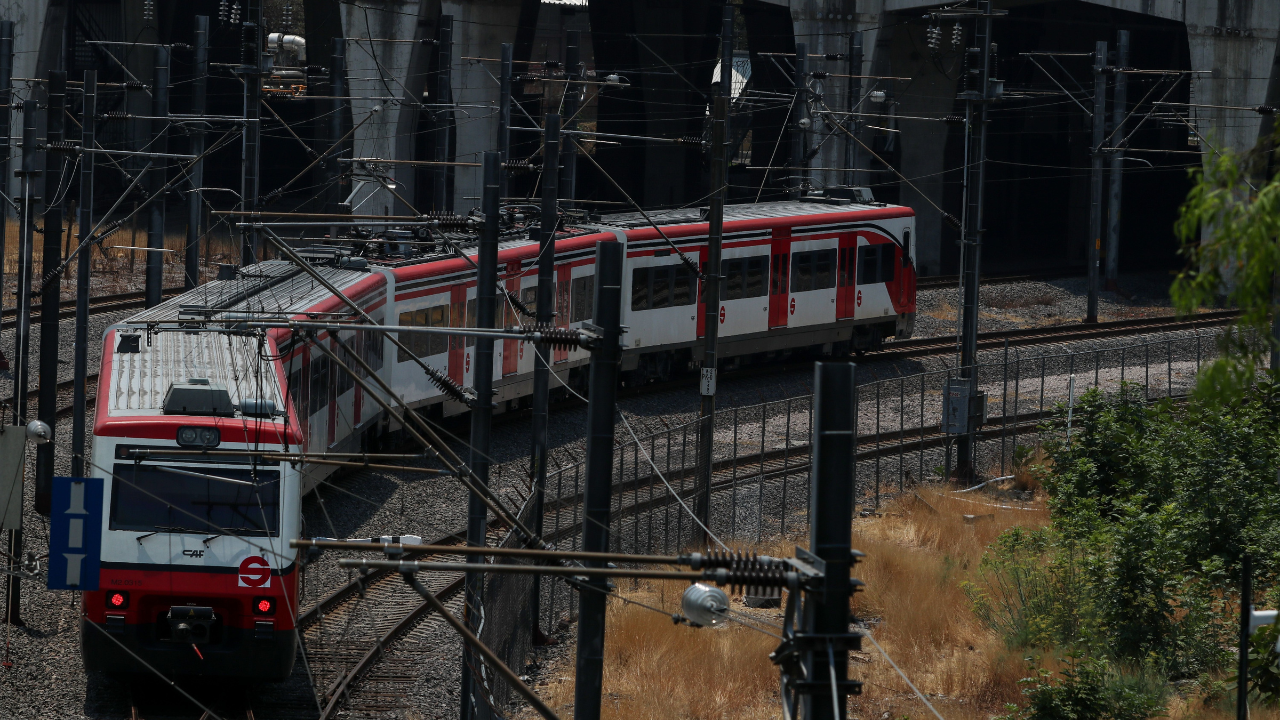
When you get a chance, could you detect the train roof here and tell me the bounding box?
[124,261,373,323]
[103,329,288,424]
[597,198,909,229]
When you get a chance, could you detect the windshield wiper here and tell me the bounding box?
[136,525,208,544]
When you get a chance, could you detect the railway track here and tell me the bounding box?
[915,270,1077,291]
[295,524,502,719]
[0,286,185,331]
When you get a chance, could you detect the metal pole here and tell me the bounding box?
[0,21,11,344]
[329,36,346,221]
[35,71,66,517]
[460,152,501,720]
[528,114,559,638]
[433,16,453,213]
[498,43,512,201]
[559,31,580,208]
[1086,40,1107,324]
[1105,30,1128,292]
[185,16,208,289]
[1,21,15,626]
[145,47,168,307]
[572,240,623,720]
[805,361,857,720]
[1239,552,1252,720]
[956,4,993,476]
[846,32,863,188]
[240,6,263,266]
[72,70,96,479]
[791,42,808,198]
[695,5,733,542]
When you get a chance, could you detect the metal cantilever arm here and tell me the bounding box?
[401,572,561,720]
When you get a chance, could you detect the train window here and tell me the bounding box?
[362,327,384,371]
[651,267,670,309]
[721,259,741,300]
[110,464,280,535]
[520,285,538,316]
[413,309,430,358]
[309,355,329,415]
[746,257,765,297]
[571,275,594,322]
[428,305,448,356]
[631,268,649,311]
[790,250,835,292]
[673,265,692,305]
[557,277,571,323]
[857,244,896,285]
[334,337,354,395]
[397,311,414,363]
[287,368,303,417]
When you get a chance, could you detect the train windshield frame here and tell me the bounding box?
[109,463,282,536]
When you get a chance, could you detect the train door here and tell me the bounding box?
[448,285,467,385]
[326,336,338,446]
[837,232,858,319]
[554,264,572,363]
[502,267,519,377]
[769,230,790,329]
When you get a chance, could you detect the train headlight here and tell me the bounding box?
[176,426,220,448]
[253,596,276,615]
[106,591,130,610]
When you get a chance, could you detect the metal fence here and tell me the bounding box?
[522,329,1230,633]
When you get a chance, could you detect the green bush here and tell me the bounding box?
[1000,655,1167,720]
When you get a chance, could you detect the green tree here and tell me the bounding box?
[1173,131,1280,401]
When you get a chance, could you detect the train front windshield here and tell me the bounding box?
[110,464,281,536]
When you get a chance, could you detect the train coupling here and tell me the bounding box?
[166,606,216,644]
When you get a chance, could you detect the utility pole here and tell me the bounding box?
[559,30,580,208]
[1086,40,1107,324]
[498,43,512,201]
[433,16,453,213]
[954,1,1001,477]
[460,152,500,720]
[0,21,11,336]
[695,4,732,540]
[145,46,169,307]
[1105,30,1128,293]
[35,70,65,518]
[571,240,623,720]
[240,3,263,266]
[528,113,559,639]
[185,16,208,289]
[6,96,37,627]
[72,70,96,479]
[802,362,860,720]
[790,42,808,198]
[846,32,863,187]
[329,36,346,222]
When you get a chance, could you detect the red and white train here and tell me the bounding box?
[81,197,916,678]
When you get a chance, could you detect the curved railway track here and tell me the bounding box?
[295,524,504,719]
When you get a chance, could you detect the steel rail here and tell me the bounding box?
[0,285,184,329]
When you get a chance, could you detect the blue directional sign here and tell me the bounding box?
[48,477,104,591]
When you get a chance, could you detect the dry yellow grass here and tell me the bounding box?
[525,488,1052,720]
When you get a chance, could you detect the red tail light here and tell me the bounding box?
[253,597,275,615]
[106,591,129,609]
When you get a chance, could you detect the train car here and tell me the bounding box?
[81,195,914,679]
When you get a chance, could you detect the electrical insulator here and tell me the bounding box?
[952,23,963,48]
[219,0,229,23]
[926,25,941,51]
[143,0,155,21]
[283,1,294,31]
[230,2,241,24]
[681,584,729,628]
